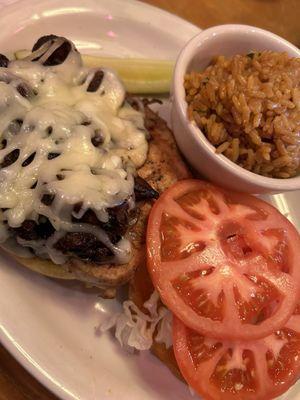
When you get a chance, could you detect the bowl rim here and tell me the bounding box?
[172,24,300,191]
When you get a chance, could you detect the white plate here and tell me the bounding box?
[0,1,299,400]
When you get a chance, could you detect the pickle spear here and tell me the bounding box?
[14,50,174,94]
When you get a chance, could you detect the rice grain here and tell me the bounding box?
[185,51,300,178]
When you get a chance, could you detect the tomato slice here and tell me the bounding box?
[147,180,300,340]
[173,305,300,400]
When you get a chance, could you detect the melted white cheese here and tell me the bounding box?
[0,39,148,264]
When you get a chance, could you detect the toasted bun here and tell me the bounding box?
[1,238,145,298]
[6,251,76,280]
[129,241,183,380]
[2,105,190,298]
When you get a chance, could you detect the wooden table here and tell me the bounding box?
[0,1,299,399]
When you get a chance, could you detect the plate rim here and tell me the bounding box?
[0,1,200,399]
[0,0,201,49]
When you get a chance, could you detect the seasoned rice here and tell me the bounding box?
[185,51,300,178]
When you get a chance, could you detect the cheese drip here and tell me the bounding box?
[0,38,148,264]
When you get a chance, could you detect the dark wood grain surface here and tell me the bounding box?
[144,0,300,47]
[0,0,299,399]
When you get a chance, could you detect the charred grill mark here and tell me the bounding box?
[32,35,59,52]
[107,203,130,236]
[42,40,72,66]
[37,216,55,239]
[17,83,35,99]
[1,149,20,168]
[56,173,64,181]
[73,202,83,214]
[87,70,104,92]
[125,95,141,111]
[46,126,53,135]
[134,176,159,201]
[72,202,130,244]
[47,152,60,160]
[13,220,39,241]
[91,129,104,147]
[13,218,55,241]
[41,193,55,206]
[54,232,114,263]
[81,120,91,126]
[22,152,36,167]
[1,139,7,149]
[0,54,9,68]
[32,35,73,66]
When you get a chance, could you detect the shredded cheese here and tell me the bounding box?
[100,290,172,352]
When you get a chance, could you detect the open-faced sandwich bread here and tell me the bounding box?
[0,35,190,298]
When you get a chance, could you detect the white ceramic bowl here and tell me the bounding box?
[171,24,300,193]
